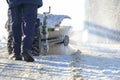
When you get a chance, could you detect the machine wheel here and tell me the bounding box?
[5,20,13,55]
[7,32,13,55]
[32,29,41,56]
[63,35,69,46]
[31,19,41,56]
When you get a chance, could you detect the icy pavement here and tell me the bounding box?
[71,43,120,80]
[1,42,120,80]
[0,44,82,80]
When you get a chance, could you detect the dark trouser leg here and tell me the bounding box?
[10,6,22,58]
[22,4,38,62]
[22,4,38,50]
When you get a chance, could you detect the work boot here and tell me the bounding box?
[9,53,22,60]
[22,49,34,62]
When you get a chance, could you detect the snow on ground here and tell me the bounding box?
[71,42,120,80]
[0,31,120,80]
[0,43,82,80]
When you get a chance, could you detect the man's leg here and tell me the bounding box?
[9,6,22,60]
[22,4,37,50]
[22,4,38,62]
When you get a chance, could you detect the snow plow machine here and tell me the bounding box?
[5,7,71,56]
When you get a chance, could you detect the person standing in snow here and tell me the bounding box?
[6,0,43,62]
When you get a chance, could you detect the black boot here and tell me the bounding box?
[22,49,34,62]
[9,53,22,60]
